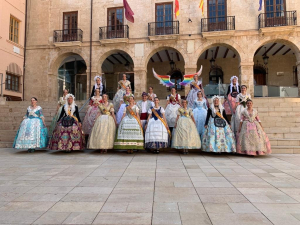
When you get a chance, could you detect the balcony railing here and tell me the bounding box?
[148,21,179,36]
[258,10,297,28]
[99,25,129,40]
[53,29,83,42]
[201,16,235,32]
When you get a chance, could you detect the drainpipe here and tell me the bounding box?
[22,0,28,101]
[89,0,93,99]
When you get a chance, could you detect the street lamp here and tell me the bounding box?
[263,47,269,65]
[170,53,176,70]
[210,50,215,67]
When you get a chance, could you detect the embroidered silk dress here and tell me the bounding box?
[82,96,102,135]
[236,109,271,155]
[231,93,251,135]
[192,99,208,139]
[186,80,204,109]
[114,105,144,150]
[49,96,66,137]
[13,106,48,149]
[224,85,240,115]
[165,94,181,128]
[172,108,201,149]
[113,80,131,112]
[136,100,154,130]
[148,93,157,102]
[88,103,116,150]
[145,107,169,149]
[49,105,84,151]
[116,93,134,125]
[202,108,236,153]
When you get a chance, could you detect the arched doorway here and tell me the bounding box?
[253,63,267,85]
[209,66,224,84]
[58,54,87,100]
[146,48,185,99]
[101,51,134,100]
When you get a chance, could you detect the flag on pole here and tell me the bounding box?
[175,0,179,18]
[199,0,204,16]
[258,0,262,11]
[123,0,134,23]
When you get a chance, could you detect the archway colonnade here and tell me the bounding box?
[41,36,300,101]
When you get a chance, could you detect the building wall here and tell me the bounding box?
[0,0,25,100]
[24,0,300,101]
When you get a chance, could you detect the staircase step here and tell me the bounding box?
[272,146,300,154]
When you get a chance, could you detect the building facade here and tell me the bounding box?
[24,0,300,101]
[0,0,25,101]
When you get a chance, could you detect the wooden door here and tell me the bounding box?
[107,8,124,38]
[265,0,286,27]
[155,3,173,35]
[254,73,266,85]
[63,12,78,41]
[207,0,227,31]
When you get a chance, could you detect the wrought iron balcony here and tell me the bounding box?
[201,16,235,32]
[99,25,129,39]
[53,29,83,42]
[258,10,297,28]
[148,21,179,36]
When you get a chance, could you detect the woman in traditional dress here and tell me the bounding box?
[116,86,134,125]
[88,94,117,153]
[145,97,170,154]
[186,74,209,109]
[172,99,201,154]
[193,91,208,140]
[202,95,236,153]
[49,89,68,138]
[90,75,106,98]
[165,87,181,132]
[49,94,84,152]
[82,89,102,136]
[13,97,48,153]
[114,96,144,154]
[231,85,251,135]
[113,73,131,111]
[148,86,157,102]
[224,76,240,115]
[237,99,271,156]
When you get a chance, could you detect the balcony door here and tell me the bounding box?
[265,0,286,27]
[63,12,78,42]
[207,0,227,31]
[155,3,173,35]
[107,8,124,39]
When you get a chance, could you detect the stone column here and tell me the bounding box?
[48,73,57,101]
[297,61,300,96]
[184,65,197,97]
[133,67,147,100]
[239,62,254,98]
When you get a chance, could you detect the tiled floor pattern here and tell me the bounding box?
[0,149,300,224]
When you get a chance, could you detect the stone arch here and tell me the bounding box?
[250,38,300,62]
[49,49,89,75]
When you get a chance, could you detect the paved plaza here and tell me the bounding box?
[0,149,300,224]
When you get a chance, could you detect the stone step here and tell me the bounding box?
[272,146,300,154]
[270,139,300,146]
[0,142,14,148]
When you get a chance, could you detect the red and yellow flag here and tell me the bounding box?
[175,0,179,18]
[199,0,204,16]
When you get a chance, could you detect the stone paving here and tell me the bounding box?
[1,149,300,224]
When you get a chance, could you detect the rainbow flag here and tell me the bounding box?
[199,0,204,16]
[152,68,175,87]
[175,0,179,18]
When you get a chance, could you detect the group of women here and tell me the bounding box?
[13,74,271,156]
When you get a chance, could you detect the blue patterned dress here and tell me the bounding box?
[13,106,48,149]
[202,108,236,153]
[192,99,208,140]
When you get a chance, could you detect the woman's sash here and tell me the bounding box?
[151,108,171,138]
[67,109,78,122]
[126,106,144,135]
[191,81,201,90]
[119,81,127,90]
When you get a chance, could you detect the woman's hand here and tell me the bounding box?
[205,125,208,129]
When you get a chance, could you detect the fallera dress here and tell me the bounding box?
[192,99,208,139]
[49,104,84,151]
[82,96,102,135]
[171,108,201,149]
[186,80,209,109]
[13,106,48,149]
[145,106,169,149]
[114,105,144,150]
[49,96,66,137]
[165,94,181,129]
[202,108,236,153]
[116,93,134,125]
[231,93,251,135]
[236,109,272,155]
[224,85,240,115]
[88,102,116,150]
[113,80,131,112]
